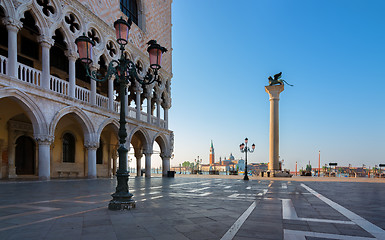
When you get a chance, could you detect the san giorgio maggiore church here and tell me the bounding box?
[0,0,174,180]
[200,141,247,173]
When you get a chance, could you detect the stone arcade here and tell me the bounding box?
[0,0,173,180]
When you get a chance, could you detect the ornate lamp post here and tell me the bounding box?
[239,138,255,180]
[75,17,167,210]
[194,156,202,174]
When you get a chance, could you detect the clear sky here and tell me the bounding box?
[167,0,385,171]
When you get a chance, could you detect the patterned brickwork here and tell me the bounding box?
[77,0,172,73]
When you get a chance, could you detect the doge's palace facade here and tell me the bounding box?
[0,0,173,180]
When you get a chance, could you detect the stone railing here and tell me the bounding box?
[96,94,109,109]
[0,55,6,75]
[0,55,167,129]
[17,63,41,86]
[50,75,68,95]
[75,85,90,103]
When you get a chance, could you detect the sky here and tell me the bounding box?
[166,0,385,171]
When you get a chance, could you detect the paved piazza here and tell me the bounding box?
[1,176,385,240]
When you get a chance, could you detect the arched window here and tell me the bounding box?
[63,133,75,163]
[96,140,103,164]
[120,0,138,26]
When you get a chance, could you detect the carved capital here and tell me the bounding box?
[3,17,23,31]
[65,49,78,61]
[160,153,172,159]
[35,135,54,145]
[39,36,55,48]
[84,140,99,149]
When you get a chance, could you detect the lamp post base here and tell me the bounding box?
[243,174,249,180]
[108,192,136,210]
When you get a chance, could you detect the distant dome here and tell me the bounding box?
[229,153,235,160]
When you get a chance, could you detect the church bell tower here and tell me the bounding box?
[209,140,215,165]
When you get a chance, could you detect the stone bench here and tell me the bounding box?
[57,171,79,178]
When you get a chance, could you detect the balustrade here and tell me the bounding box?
[50,75,68,95]
[75,86,90,103]
[96,94,109,109]
[0,55,6,75]
[17,63,41,86]
[0,55,167,129]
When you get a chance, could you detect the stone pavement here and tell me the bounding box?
[1,175,385,240]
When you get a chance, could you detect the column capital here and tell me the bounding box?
[39,36,55,48]
[35,135,54,145]
[84,140,99,150]
[3,17,23,31]
[265,85,284,100]
[162,98,171,109]
[143,149,153,155]
[133,82,143,92]
[160,153,172,159]
[65,49,78,61]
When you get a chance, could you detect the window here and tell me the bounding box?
[120,0,138,26]
[63,133,75,163]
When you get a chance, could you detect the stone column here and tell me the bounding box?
[134,83,142,120]
[36,135,54,180]
[265,85,284,172]
[156,98,161,126]
[144,150,152,178]
[66,50,77,98]
[161,153,171,177]
[7,125,16,178]
[162,99,171,129]
[144,86,153,123]
[85,141,98,178]
[108,77,114,110]
[135,151,142,177]
[4,18,22,78]
[90,70,97,105]
[39,36,54,90]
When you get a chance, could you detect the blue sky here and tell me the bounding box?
[168,0,385,171]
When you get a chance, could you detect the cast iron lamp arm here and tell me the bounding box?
[84,59,119,83]
[124,58,159,86]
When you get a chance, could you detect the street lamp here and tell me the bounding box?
[239,138,255,180]
[75,17,167,210]
[195,156,202,174]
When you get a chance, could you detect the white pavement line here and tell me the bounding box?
[224,186,232,189]
[201,182,211,186]
[301,183,385,239]
[263,189,268,195]
[221,201,257,240]
[228,194,240,198]
[284,229,375,240]
[282,183,287,189]
[188,187,210,192]
[281,199,354,225]
[246,186,251,190]
[282,199,298,219]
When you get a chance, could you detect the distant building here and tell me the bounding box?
[209,140,215,165]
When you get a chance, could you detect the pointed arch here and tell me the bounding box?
[128,126,150,150]
[0,0,16,19]
[16,1,49,36]
[0,87,48,135]
[49,106,95,141]
[152,132,169,154]
[96,118,119,141]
